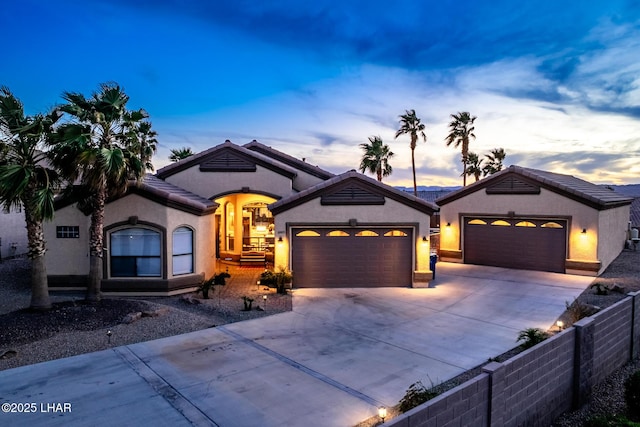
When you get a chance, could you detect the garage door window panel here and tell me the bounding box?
[327,230,350,236]
[542,222,564,228]
[356,230,379,236]
[384,230,408,236]
[515,221,536,227]
[296,230,320,236]
[491,220,511,226]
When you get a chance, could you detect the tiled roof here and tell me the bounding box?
[156,140,299,179]
[436,165,633,210]
[630,198,640,228]
[244,140,335,180]
[129,175,218,216]
[270,170,438,215]
[54,175,218,216]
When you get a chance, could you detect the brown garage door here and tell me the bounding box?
[464,218,567,273]
[291,227,413,288]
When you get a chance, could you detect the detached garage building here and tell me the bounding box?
[437,166,633,276]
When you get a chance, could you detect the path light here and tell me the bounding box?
[263,295,267,311]
[378,406,387,423]
[556,320,564,331]
[107,330,112,344]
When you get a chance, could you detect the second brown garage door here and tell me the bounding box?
[464,218,567,273]
[291,227,413,288]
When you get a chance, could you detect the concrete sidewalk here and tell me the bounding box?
[0,263,593,426]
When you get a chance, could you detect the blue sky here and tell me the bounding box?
[2,0,639,186]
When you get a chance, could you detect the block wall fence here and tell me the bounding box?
[386,291,640,427]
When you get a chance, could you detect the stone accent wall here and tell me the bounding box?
[386,292,639,427]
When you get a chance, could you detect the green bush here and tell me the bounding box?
[625,370,640,419]
[398,381,439,413]
[585,414,640,426]
[516,328,548,349]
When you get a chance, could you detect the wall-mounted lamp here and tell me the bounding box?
[277,237,283,243]
[556,320,564,331]
[378,407,387,423]
[581,228,587,234]
[422,236,427,242]
[446,222,451,227]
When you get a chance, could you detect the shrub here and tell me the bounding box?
[591,282,610,295]
[516,328,548,349]
[625,370,640,419]
[585,414,640,426]
[398,380,439,413]
[565,299,598,324]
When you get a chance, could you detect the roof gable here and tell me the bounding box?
[320,181,385,205]
[199,147,257,172]
[485,176,540,195]
[156,140,297,180]
[436,165,633,210]
[270,170,438,215]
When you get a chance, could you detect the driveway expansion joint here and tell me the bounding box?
[218,326,384,408]
[114,346,220,427]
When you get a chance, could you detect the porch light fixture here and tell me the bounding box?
[378,406,387,422]
[446,222,451,227]
[581,228,587,234]
[556,320,564,331]
[422,236,427,242]
[277,237,283,243]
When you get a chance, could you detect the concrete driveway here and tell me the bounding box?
[0,263,593,426]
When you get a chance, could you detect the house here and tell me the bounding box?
[0,206,27,261]
[436,165,633,276]
[44,140,438,294]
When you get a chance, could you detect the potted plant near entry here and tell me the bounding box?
[274,266,293,294]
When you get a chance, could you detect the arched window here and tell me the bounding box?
[356,230,379,236]
[110,228,161,277]
[491,220,511,226]
[327,230,349,236]
[173,227,193,275]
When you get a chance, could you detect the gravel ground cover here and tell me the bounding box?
[1,250,639,426]
[0,260,291,371]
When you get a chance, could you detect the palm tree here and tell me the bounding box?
[359,136,394,182]
[395,109,426,196]
[483,148,507,176]
[0,87,61,310]
[445,112,476,186]
[52,83,156,303]
[169,147,193,162]
[463,152,483,183]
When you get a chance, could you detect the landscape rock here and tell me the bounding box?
[611,283,626,294]
[0,350,17,359]
[180,295,202,305]
[121,312,142,324]
[142,307,170,317]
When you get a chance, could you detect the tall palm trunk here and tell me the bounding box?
[86,185,106,303]
[24,190,51,310]
[411,135,417,196]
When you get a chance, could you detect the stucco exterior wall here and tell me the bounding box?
[104,194,216,280]
[273,197,432,274]
[597,205,629,273]
[45,194,216,284]
[44,205,91,275]
[164,164,293,199]
[439,188,601,265]
[0,207,28,260]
